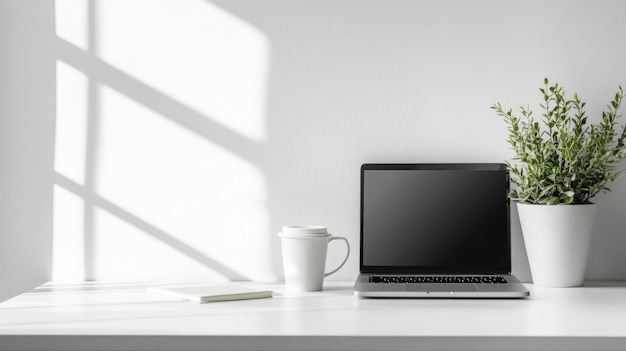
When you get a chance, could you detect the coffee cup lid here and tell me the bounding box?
[278,225,330,237]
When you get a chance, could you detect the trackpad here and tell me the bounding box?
[406,283,478,292]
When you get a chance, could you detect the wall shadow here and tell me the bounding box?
[53,0,280,282]
[0,0,56,302]
[55,173,249,280]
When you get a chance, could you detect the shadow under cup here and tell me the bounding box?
[278,225,350,291]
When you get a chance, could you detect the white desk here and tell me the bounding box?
[1,281,626,350]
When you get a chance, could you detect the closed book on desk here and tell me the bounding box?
[148,284,273,303]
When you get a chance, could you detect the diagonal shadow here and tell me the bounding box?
[55,38,267,167]
[52,1,278,282]
[55,173,250,281]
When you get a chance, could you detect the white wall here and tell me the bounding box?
[0,0,55,301]
[3,0,626,290]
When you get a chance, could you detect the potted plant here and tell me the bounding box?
[492,78,626,287]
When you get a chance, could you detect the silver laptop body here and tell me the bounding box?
[353,163,529,298]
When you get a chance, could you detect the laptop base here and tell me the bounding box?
[353,273,529,298]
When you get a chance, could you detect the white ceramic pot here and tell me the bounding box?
[517,203,597,288]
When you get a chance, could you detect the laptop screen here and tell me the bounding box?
[360,163,511,274]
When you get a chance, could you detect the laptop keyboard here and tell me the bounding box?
[369,275,508,284]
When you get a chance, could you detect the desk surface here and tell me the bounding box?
[1,281,626,350]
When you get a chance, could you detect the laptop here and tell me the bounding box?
[353,163,529,298]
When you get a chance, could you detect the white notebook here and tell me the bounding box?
[148,284,273,303]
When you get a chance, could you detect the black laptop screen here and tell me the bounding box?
[360,164,511,274]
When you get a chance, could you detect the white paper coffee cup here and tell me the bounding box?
[279,225,349,291]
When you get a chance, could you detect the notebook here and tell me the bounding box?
[353,163,529,298]
[149,284,273,303]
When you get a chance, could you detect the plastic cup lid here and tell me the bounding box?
[278,225,330,237]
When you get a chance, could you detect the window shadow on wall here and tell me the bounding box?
[53,0,281,282]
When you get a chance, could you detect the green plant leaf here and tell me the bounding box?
[494,79,626,204]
